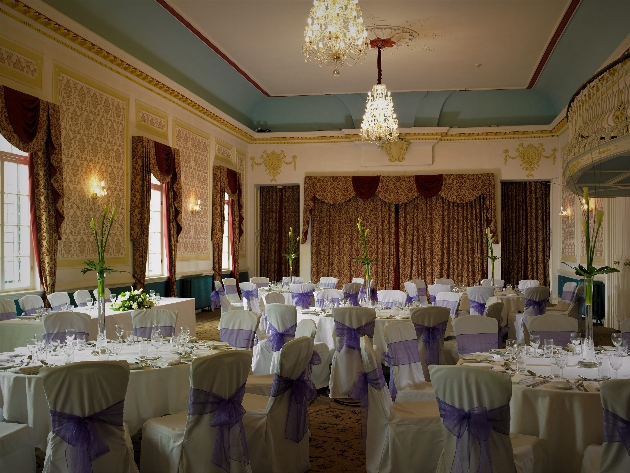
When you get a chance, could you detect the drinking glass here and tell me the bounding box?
[110,341,123,361]
[530,335,540,357]
[151,332,162,357]
[115,324,125,341]
[611,333,622,348]
[555,353,568,380]
[149,290,156,299]
[27,339,37,357]
[505,339,516,359]
[138,341,149,359]
[619,340,629,356]
[65,329,76,345]
[597,354,610,380]
[544,339,554,358]
[76,333,87,351]
[63,342,75,364]
[515,345,527,374]
[125,331,135,345]
[610,354,623,379]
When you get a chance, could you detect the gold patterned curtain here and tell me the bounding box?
[259,185,300,281]
[501,181,550,287]
[130,136,182,294]
[0,86,64,304]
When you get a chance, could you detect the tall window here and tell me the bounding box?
[0,135,32,291]
[222,192,231,271]
[146,174,164,277]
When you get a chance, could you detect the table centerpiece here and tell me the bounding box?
[354,217,377,306]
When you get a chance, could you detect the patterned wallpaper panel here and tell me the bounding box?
[0,35,43,89]
[580,198,604,261]
[58,71,127,261]
[175,123,210,257]
[561,186,576,259]
[237,149,246,258]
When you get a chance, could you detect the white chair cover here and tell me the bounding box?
[292,277,304,284]
[214,280,223,291]
[263,292,285,305]
[561,282,578,301]
[376,290,407,308]
[250,277,270,289]
[451,316,498,359]
[0,298,17,321]
[466,287,495,315]
[220,294,243,315]
[434,292,462,316]
[329,306,376,398]
[485,302,507,346]
[523,287,550,317]
[528,313,578,347]
[251,304,297,375]
[242,337,315,473]
[481,279,505,288]
[342,282,362,306]
[412,279,429,305]
[382,321,434,402]
[48,292,71,311]
[411,306,450,381]
[314,288,343,308]
[18,295,44,316]
[281,277,292,285]
[581,379,630,473]
[295,319,331,389]
[0,422,35,472]
[403,281,419,303]
[319,277,339,289]
[359,336,443,473]
[430,365,546,473]
[352,277,365,285]
[42,311,91,343]
[92,287,112,302]
[40,361,138,473]
[428,284,453,305]
[131,309,177,338]
[219,310,259,349]
[141,351,253,473]
[223,278,241,304]
[73,290,93,307]
[239,282,261,314]
[289,283,316,309]
[480,279,492,287]
[435,278,455,285]
[518,280,540,292]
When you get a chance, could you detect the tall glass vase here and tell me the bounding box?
[490,261,495,287]
[96,272,107,353]
[362,264,373,307]
[582,277,595,361]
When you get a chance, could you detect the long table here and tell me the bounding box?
[0,298,196,353]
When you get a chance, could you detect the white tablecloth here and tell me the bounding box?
[0,298,196,353]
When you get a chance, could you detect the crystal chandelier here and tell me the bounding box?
[360,42,398,147]
[303,0,369,76]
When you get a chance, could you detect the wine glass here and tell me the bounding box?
[555,353,568,380]
[26,339,37,358]
[63,341,75,364]
[530,335,540,357]
[76,333,87,351]
[65,329,76,345]
[612,333,622,349]
[115,324,125,341]
[151,331,162,358]
[515,345,527,374]
[610,354,623,379]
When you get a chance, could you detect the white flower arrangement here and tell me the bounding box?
[110,287,155,312]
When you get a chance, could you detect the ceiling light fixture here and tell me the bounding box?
[303,0,369,76]
[360,39,398,147]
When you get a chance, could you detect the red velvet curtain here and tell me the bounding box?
[352,176,380,199]
[415,174,443,198]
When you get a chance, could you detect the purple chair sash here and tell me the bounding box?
[469,300,486,315]
[525,298,546,316]
[321,282,337,289]
[50,399,124,473]
[133,326,175,339]
[291,291,314,309]
[189,384,249,472]
[0,311,17,321]
[561,290,574,301]
[418,287,427,297]
[343,291,359,306]
[437,398,510,473]
[602,407,630,456]
[211,288,225,311]
[316,297,340,308]
[76,302,88,307]
[359,287,378,302]
[264,323,297,352]
[348,366,387,451]
[44,331,89,344]
[220,328,256,349]
[270,370,317,443]
[224,285,239,295]
[241,289,258,304]
[334,320,375,352]
[429,295,437,304]
[307,350,322,381]
[456,333,498,355]
[415,321,448,366]
[380,301,396,308]
[406,295,418,305]
[436,299,460,315]
[383,339,421,401]
[622,332,630,344]
[51,304,67,312]
[23,307,39,316]
[530,330,572,347]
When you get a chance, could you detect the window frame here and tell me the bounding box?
[146,175,165,278]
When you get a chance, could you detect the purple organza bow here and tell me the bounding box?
[51,304,67,312]
[437,398,510,473]
[414,321,448,366]
[44,331,89,344]
[348,366,387,451]
[525,298,546,316]
[76,302,88,307]
[264,323,296,352]
[241,289,258,304]
[220,328,256,349]
[133,326,175,339]
[469,300,486,315]
[270,370,317,443]
[23,307,39,316]
[307,350,322,380]
[343,291,359,306]
[211,288,225,310]
[291,291,314,309]
[189,384,249,472]
[382,339,421,400]
[602,407,630,456]
[561,290,574,301]
[406,295,418,305]
[429,295,437,304]
[50,399,124,473]
[334,320,375,352]
[0,311,17,321]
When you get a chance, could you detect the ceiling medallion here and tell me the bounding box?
[303,0,369,76]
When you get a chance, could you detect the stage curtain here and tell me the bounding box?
[130,137,182,294]
[501,181,550,287]
[0,86,64,304]
[259,185,300,282]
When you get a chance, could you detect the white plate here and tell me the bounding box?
[550,381,573,390]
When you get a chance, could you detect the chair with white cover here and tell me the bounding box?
[219,310,258,349]
[560,281,578,302]
[73,290,93,307]
[404,280,427,305]
[239,282,261,314]
[92,287,112,302]
[42,311,90,343]
[242,336,316,473]
[141,351,253,473]
[485,302,508,346]
[451,316,498,360]
[435,278,454,286]
[466,286,495,315]
[214,280,223,291]
[250,277,270,289]
[329,306,376,398]
[410,306,450,380]
[481,279,505,289]
[18,295,44,316]
[581,379,630,473]
[428,284,453,305]
[621,319,630,345]
[352,277,365,285]
[251,304,297,375]
[289,283,316,310]
[131,309,177,338]
[220,294,243,315]
[319,277,339,289]
[296,319,331,389]
[342,282,362,306]
[292,277,304,284]
[223,278,241,304]
[434,292,461,316]
[547,285,584,321]
[315,288,343,308]
[281,277,292,285]
[403,281,419,304]
[0,298,17,321]
[357,336,443,473]
[40,361,138,473]
[48,292,71,311]
[210,282,224,311]
[480,279,492,287]
[523,286,550,317]
[518,279,539,292]
[262,292,285,305]
[430,365,546,473]
[528,313,578,347]
[0,421,35,472]
[382,321,434,402]
[376,290,407,308]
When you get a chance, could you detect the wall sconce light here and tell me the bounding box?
[581,198,595,211]
[559,206,570,218]
[190,199,201,213]
[91,179,107,199]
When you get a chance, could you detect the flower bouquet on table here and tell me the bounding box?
[110,287,155,312]
[354,218,378,305]
[486,228,500,287]
[283,226,300,278]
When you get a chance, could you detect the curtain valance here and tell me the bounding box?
[302,173,497,243]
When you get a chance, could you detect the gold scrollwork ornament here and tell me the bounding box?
[382,138,411,162]
[504,143,557,178]
[250,150,297,183]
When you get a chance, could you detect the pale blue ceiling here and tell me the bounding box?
[40,0,630,132]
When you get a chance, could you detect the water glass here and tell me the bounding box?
[515,345,527,374]
[610,354,623,379]
[505,339,516,359]
[554,353,568,380]
[115,324,125,341]
[27,339,37,357]
[619,340,629,356]
[530,335,540,357]
[597,354,610,380]
[611,333,622,348]
[65,329,76,344]
[125,331,135,345]
[76,333,87,351]
[110,341,123,361]
[544,339,554,358]
[138,341,149,359]
[63,342,75,364]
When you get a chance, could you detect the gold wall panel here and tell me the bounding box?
[135,100,168,140]
[0,34,42,89]
[561,186,576,262]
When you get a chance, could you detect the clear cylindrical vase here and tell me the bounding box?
[96,273,107,353]
[582,277,595,361]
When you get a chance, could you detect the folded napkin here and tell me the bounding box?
[583,382,600,393]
